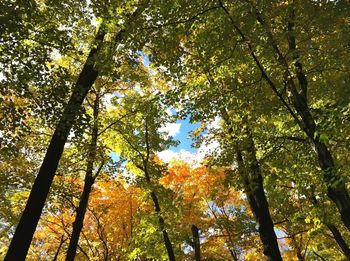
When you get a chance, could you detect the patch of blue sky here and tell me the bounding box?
[139,53,202,155]
[169,116,201,153]
[142,54,150,66]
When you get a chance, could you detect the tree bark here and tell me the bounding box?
[149,191,176,261]
[4,26,105,261]
[65,92,100,261]
[327,224,350,259]
[311,195,350,259]
[53,235,66,261]
[251,3,350,230]
[191,224,201,261]
[5,3,148,259]
[221,109,282,261]
[143,119,176,261]
[235,145,282,261]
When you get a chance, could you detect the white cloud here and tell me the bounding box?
[165,108,173,116]
[159,122,181,137]
[157,117,222,164]
[157,140,220,164]
[157,149,196,163]
[102,93,115,111]
[0,72,5,81]
[197,139,220,160]
[207,116,222,130]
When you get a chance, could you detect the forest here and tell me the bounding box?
[0,0,350,260]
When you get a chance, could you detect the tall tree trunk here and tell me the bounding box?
[65,92,100,261]
[221,109,282,261]
[326,224,350,259]
[311,195,350,259]
[191,224,201,261]
[149,191,176,261]
[53,235,66,261]
[286,22,350,229]
[5,4,148,259]
[246,3,350,229]
[235,145,282,261]
[4,26,105,261]
[143,119,176,261]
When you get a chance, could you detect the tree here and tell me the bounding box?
[4,1,149,259]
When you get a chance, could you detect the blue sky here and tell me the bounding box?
[142,54,202,156]
[169,117,201,153]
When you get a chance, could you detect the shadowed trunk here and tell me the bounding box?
[53,235,66,261]
[143,119,175,261]
[235,144,282,261]
[5,4,148,259]
[219,0,350,230]
[251,3,350,229]
[327,224,350,259]
[191,224,201,261]
[4,26,105,261]
[150,191,176,261]
[310,195,350,259]
[65,92,100,261]
[220,109,282,261]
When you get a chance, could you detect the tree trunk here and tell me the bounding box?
[5,4,148,259]
[191,224,201,261]
[4,26,105,261]
[327,224,350,259]
[235,146,282,261]
[310,195,350,259]
[150,191,176,261]
[143,118,176,261]
[238,2,350,230]
[285,6,350,229]
[53,235,66,261]
[221,109,282,261]
[65,92,100,261]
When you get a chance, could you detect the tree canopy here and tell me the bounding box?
[1,0,350,260]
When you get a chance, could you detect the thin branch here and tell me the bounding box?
[98,111,136,136]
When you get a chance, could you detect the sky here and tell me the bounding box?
[141,54,215,163]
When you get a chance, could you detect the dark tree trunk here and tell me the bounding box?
[4,27,105,261]
[285,7,350,230]
[143,118,176,261]
[150,191,176,261]
[310,195,350,259]
[221,109,282,261]
[235,145,282,261]
[289,75,350,230]
[327,224,350,259]
[65,93,100,261]
[191,224,201,261]
[5,4,148,259]
[240,2,350,230]
[53,235,66,261]
[229,249,238,261]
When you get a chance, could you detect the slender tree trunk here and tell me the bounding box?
[4,27,105,261]
[235,145,282,261]
[229,249,238,261]
[150,191,176,261]
[311,195,350,259]
[143,119,176,261]
[65,92,100,261]
[327,224,350,259]
[191,224,201,261]
[221,109,282,261]
[5,4,148,259]
[65,175,95,261]
[53,235,66,261]
[250,3,350,230]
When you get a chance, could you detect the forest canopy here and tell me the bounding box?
[0,0,350,260]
